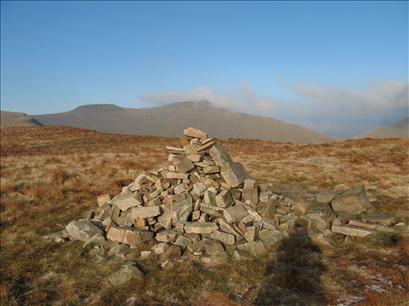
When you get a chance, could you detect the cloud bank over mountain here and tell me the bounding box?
[141,80,408,138]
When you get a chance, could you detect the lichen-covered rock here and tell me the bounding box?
[65,220,103,241]
[108,263,144,286]
[331,185,371,215]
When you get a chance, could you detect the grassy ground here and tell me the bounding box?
[1,126,408,305]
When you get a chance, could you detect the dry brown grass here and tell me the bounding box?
[1,126,408,305]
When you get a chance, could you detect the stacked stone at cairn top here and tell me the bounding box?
[94,127,273,260]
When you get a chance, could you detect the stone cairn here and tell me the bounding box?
[54,127,406,266]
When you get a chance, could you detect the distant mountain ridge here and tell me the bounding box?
[355,117,409,139]
[0,111,43,127]
[1,101,334,144]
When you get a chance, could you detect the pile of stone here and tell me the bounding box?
[51,127,406,265]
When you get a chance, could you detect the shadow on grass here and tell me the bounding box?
[255,229,327,306]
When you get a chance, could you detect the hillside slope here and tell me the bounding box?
[0,111,42,127]
[28,101,334,144]
[355,117,408,139]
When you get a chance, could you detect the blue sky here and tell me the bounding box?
[1,1,408,137]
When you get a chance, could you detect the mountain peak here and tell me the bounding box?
[72,104,123,112]
[161,100,218,109]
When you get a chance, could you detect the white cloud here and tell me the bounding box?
[295,81,408,115]
[140,84,277,114]
[140,80,409,138]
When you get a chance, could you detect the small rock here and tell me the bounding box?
[43,230,69,243]
[140,251,151,258]
[293,201,307,216]
[174,235,192,248]
[308,214,329,232]
[97,194,111,207]
[204,190,217,206]
[66,220,103,241]
[315,191,336,204]
[241,215,255,225]
[243,179,258,204]
[192,210,201,221]
[192,182,207,196]
[187,154,202,162]
[122,228,153,246]
[174,183,187,195]
[83,234,107,249]
[203,165,220,174]
[160,245,182,261]
[233,249,253,260]
[152,243,169,255]
[201,239,225,256]
[197,141,215,152]
[223,205,248,223]
[107,226,126,242]
[108,263,144,286]
[244,226,257,242]
[156,230,177,243]
[108,244,131,258]
[258,230,282,247]
[216,190,233,208]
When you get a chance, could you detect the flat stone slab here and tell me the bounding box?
[210,230,235,245]
[184,222,217,234]
[361,212,397,227]
[331,224,375,237]
[203,165,220,174]
[237,241,266,257]
[183,127,208,139]
[174,158,195,173]
[348,220,393,232]
[112,193,141,211]
[131,206,161,220]
[166,172,188,180]
[166,146,185,154]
